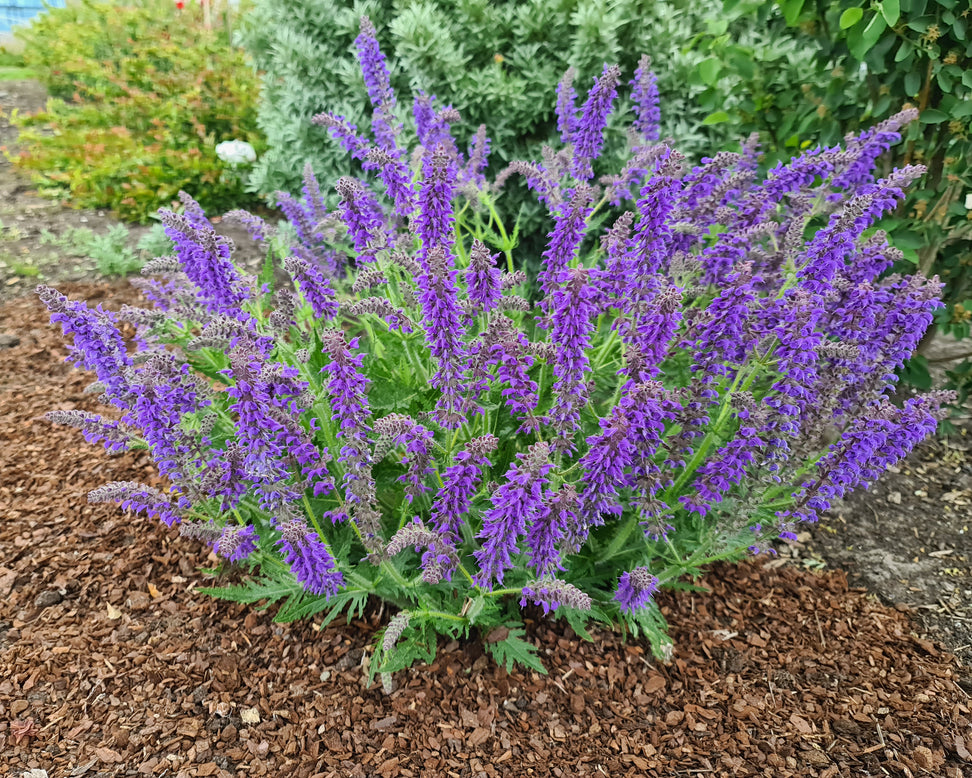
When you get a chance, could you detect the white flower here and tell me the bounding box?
[215,140,257,167]
[965,192,972,210]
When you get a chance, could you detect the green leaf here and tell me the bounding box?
[952,101,972,118]
[701,110,730,125]
[839,7,864,28]
[904,70,922,95]
[485,624,547,674]
[698,57,721,86]
[780,0,805,25]
[880,0,900,26]
[919,108,949,123]
[962,70,972,88]
[850,13,887,60]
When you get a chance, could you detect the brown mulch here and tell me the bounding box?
[2,283,971,778]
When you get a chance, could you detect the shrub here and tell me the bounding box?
[42,23,949,684]
[11,0,264,222]
[236,0,823,206]
[697,0,972,398]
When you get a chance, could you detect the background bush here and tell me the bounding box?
[237,0,824,196]
[700,0,972,397]
[11,0,264,222]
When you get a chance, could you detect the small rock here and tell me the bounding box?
[0,333,20,348]
[22,770,49,778]
[34,590,64,609]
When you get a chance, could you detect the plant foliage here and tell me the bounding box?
[11,0,264,222]
[42,23,951,681]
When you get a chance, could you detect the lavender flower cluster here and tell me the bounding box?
[42,18,950,670]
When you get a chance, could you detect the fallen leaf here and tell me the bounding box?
[147,583,161,599]
[106,603,122,620]
[240,707,261,724]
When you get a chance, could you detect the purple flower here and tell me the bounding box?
[335,177,387,264]
[311,111,370,160]
[37,286,133,408]
[525,484,578,577]
[216,525,259,563]
[160,205,251,317]
[555,67,578,143]
[537,185,594,297]
[461,125,491,189]
[430,435,497,538]
[630,55,660,143]
[46,410,132,453]
[417,246,469,428]
[614,567,659,613]
[465,239,502,317]
[275,516,344,597]
[571,64,621,180]
[831,109,918,192]
[321,330,381,546]
[283,255,339,321]
[416,145,457,256]
[547,267,600,447]
[373,414,434,502]
[386,519,459,584]
[520,577,592,615]
[88,481,184,527]
[474,442,552,588]
[355,16,401,154]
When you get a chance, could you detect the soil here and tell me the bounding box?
[1,285,970,778]
[0,78,971,777]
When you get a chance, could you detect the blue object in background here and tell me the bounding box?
[0,0,66,35]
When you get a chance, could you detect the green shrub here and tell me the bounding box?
[11,0,264,222]
[237,0,823,198]
[689,0,971,398]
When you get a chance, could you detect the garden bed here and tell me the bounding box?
[0,282,971,777]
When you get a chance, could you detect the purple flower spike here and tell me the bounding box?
[466,239,503,317]
[355,16,401,154]
[275,516,344,597]
[417,145,457,256]
[538,185,594,297]
[417,246,469,428]
[430,434,497,539]
[335,177,386,264]
[216,524,259,563]
[37,286,134,408]
[88,481,184,527]
[614,567,659,613]
[555,67,578,143]
[462,125,491,189]
[474,442,553,588]
[571,64,622,180]
[547,266,600,448]
[284,255,339,321]
[630,55,660,143]
[159,204,251,318]
[520,577,592,615]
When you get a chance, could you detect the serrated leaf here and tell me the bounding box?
[485,625,547,674]
[839,7,864,28]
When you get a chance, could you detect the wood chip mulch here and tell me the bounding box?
[2,283,971,778]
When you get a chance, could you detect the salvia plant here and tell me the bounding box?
[42,18,951,687]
